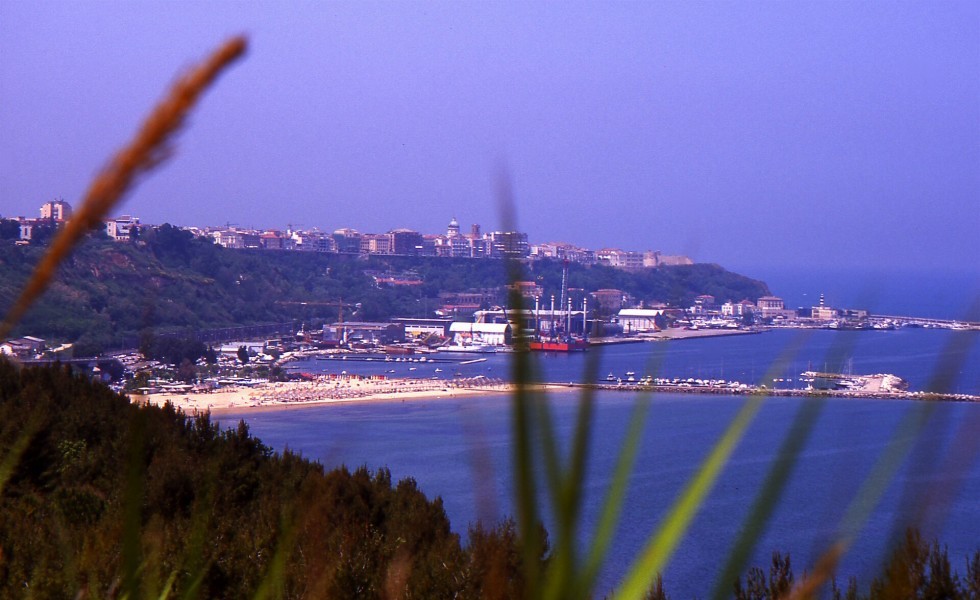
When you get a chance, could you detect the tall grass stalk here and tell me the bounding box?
[0,36,247,342]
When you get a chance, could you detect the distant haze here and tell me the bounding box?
[1,1,977,273]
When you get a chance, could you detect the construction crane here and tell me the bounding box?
[275,298,355,345]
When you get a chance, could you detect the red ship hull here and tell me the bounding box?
[528,340,588,352]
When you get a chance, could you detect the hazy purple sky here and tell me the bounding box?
[1,1,977,272]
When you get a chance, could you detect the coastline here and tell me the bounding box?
[131,327,978,414]
[133,376,568,415]
[133,375,979,417]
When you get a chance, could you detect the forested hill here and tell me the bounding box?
[0,225,769,353]
[0,359,534,598]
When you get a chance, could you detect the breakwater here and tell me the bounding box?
[559,381,979,403]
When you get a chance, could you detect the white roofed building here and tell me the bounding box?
[449,322,512,347]
[616,309,665,333]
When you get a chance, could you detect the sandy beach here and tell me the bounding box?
[134,375,564,414]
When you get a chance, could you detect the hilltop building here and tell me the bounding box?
[332,228,362,254]
[40,199,72,221]
[597,248,644,270]
[488,230,529,258]
[389,229,423,255]
[446,216,461,238]
[104,214,691,274]
[643,251,693,267]
[105,215,141,241]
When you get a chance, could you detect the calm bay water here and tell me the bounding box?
[218,328,979,597]
[289,328,979,395]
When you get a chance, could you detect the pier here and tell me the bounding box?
[869,314,979,330]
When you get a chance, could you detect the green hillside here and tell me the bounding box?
[0,226,770,354]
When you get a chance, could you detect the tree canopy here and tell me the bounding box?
[0,359,535,598]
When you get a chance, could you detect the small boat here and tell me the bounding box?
[384,345,415,355]
[606,372,616,382]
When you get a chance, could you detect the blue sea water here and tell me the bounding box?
[217,326,980,597]
[218,392,979,598]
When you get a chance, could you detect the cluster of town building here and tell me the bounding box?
[8,200,141,243]
[10,200,958,363]
[287,289,929,352]
[1,336,73,360]
[201,214,694,268]
[5,201,692,270]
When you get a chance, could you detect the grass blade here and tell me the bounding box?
[709,328,874,598]
[616,391,765,599]
[579,393,652,593]
[542,349,601,600]
[579,345,666,595]
[837,313,977,549]
[617,331,809,599]
[797,300,978,595]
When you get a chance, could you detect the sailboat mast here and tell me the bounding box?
[559,259,569,338]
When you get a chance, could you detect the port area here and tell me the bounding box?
[562,378,979,403]
[589,327,763,345]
